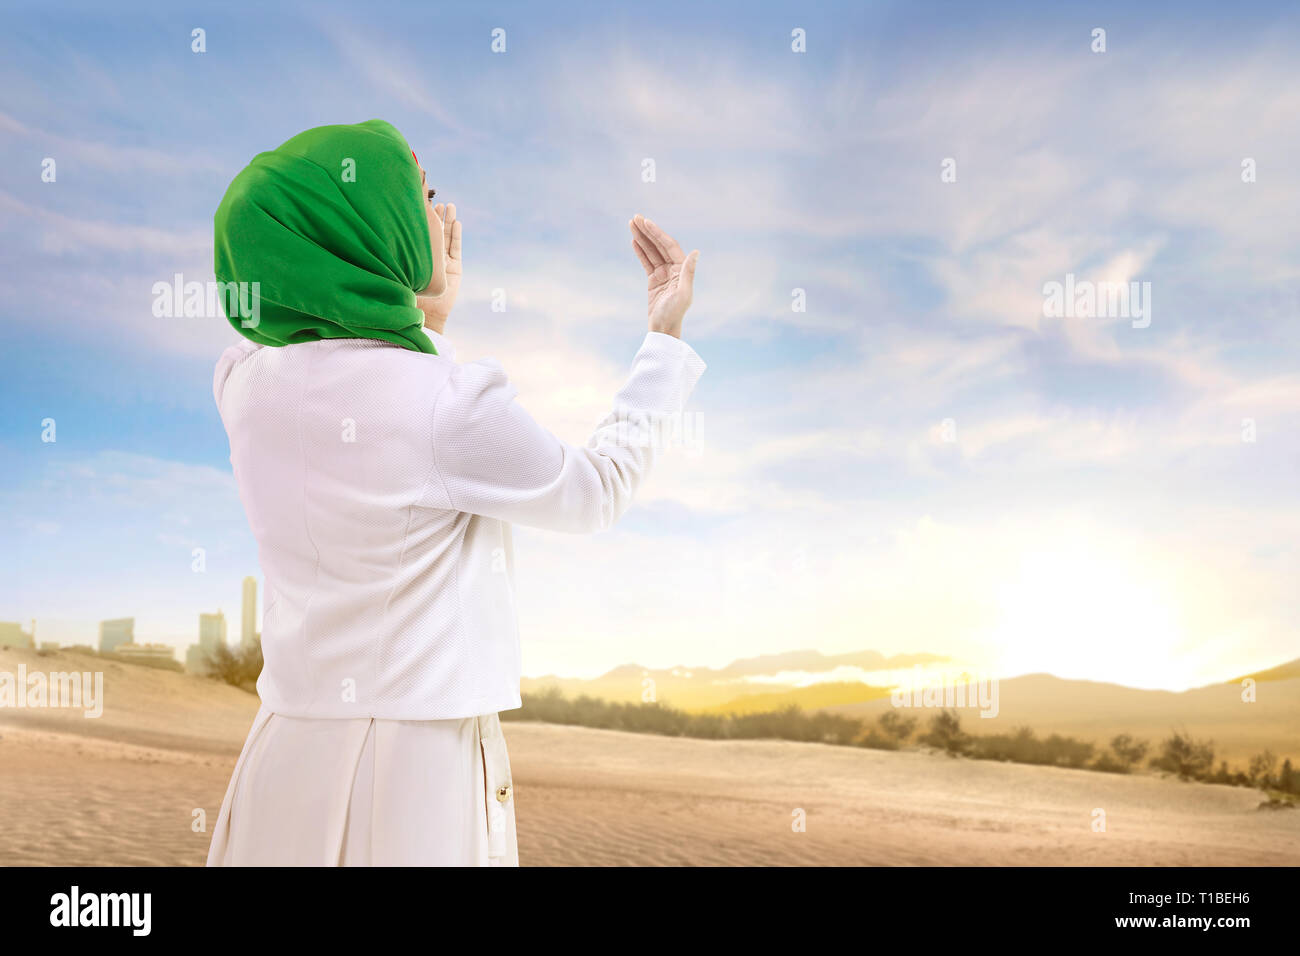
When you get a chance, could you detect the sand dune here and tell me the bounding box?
[506,723,1300,866]
[1,647,1296,866]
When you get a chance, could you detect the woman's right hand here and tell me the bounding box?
[629,215,699,339]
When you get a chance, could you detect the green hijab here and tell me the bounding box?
[214,119,436,354]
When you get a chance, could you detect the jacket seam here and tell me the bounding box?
[298,346,324,710]
[428,367,477,701]
[428,372,460,511]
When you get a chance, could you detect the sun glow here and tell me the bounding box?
[990,530,1186,690]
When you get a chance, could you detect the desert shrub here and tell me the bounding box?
[857,729,898,750]
[1091,734,1150,774]
[1248,750,1278,788]
[506,691,864,745]
[1091,752,1128,774]
[729,706,861,744]
[1150,730,1215,781]
[1207,761,1248,785]
[969,725,1035,763]
[684,712,730,739]
[809,710,866,746]
[729,705,812,740]
[510,689,694,736]
[878,710,918,744]
[1280,759,1296,795]
[504,691,1293,791]
[1042,734,1096,768]
[205,641,263,692]
[971,726,1095,768]
[1110,733,1148,768]
[919,709,969,756]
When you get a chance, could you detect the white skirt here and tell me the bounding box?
[206,707,518,866]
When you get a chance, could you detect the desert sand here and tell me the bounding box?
[1,647,1296,866]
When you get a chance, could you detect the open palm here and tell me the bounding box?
[419,202,461,325]
[629,215,699,338]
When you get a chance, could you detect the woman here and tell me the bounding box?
[205,120,705,866]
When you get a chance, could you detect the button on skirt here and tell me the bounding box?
[206,707,518,866]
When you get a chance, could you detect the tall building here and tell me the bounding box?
[199,611,227,653]
[187,611,228,676]
[113,643,181,670]
[0,621,34,649]
[185,644,209,675]
[98,618,134,654]
[241,576,258,647]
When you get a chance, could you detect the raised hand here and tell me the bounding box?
[417,200,461,332]
[629,214,699,339]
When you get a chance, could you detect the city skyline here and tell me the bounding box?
[0,583,257,674]
[9,576,259,655]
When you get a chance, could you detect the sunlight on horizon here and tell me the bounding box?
[990,530,1189,690]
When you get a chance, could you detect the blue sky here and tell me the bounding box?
[2,0,1298,689]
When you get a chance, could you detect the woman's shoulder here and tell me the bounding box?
[213,338,262,407]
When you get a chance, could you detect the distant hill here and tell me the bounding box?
[523,648,1300,767]
[0,645,256,754]
[522,649,948,711]
[826,672,1300,767]
[700,681,895,715]
[1235,657,1300,684]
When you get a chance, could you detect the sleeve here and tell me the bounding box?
[429,331,706,532]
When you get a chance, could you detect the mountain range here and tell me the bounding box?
[521,650,1300,765]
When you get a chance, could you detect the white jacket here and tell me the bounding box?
[213,329,706,719]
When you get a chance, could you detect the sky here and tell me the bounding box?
[1,0,1297,690]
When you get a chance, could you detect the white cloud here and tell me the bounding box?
[0,110,224,175]
[0,191,210,257]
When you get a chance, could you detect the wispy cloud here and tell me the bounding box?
[0,110,224,175]
[0,191,210,256]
